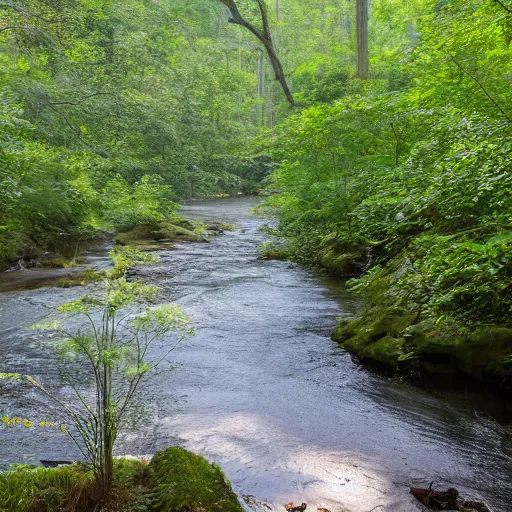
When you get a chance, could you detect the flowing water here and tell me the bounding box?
[1,197,511,512]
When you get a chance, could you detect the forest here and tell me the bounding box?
[1,0,512,510]
[2,0,510,386]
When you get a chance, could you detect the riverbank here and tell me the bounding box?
[0,447,243,512]
[260,233,512,396]
[327,251,512,397]
[332,305,512,396]
[0,215,229,293]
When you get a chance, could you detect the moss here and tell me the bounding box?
[323,234,512,392]
[55,268,105,288]
[366,308,417,340]
[332,318,358,343]
[456,328,512,382]
[320,249,363,277]
[150,447,243,512]
[39,256,87,269]
[0,463,94,512]
[334,306,512,392]
[259,248,291,261]
[113,457,153,488]
[363,335,405,366]
[172,219,197,231]
[115,221,207,248]
[203,222,237,233]
[0,452,242,512]
[334,307,417,369]
[259,241,292,261]
[215,222,237,232]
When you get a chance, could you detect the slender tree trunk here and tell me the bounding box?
[356,0,369,79]
[217,6,225,37]
[276,0,279,20]
[238,36,242,121]
[319,2,328,53]
[257,49,264,98]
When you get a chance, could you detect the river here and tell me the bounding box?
[1,197,511,512]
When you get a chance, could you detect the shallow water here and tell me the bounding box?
[1,197,511,512]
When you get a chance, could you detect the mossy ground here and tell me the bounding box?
[0,448,243,512]
[151,447,242,512]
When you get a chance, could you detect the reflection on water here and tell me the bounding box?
[1,197,511,512]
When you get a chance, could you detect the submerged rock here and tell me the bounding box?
[410,483,491,511]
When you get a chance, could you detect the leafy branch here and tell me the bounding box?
[1,247,194,499]
[448,55,511,123]
[492,0,512,14]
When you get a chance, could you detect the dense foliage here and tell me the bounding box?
[259,0,512,384]
[0,0,274,267]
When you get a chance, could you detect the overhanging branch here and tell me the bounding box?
[218,0,295,106]
[0,1,56,23]
[492,0,512,14]
[448,55,511,123]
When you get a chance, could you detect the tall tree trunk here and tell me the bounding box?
[320,1,327,53]
[218,0,295,106]
[217,6,225,37]
[238,36,242,121]
[276,0,279,20]
[356,0,369,79]
[257,49,264,98]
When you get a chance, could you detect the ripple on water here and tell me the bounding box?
[0,197,511,512]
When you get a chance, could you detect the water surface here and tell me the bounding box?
[1,197,511,512]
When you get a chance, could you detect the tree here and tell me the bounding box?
[356,0,369,79]
[1,248,194,499]
[217,0,296,105]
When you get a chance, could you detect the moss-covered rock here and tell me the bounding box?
[258,240,292,261]
[333,306,417,368]
[259,248,291,261]
[320,249,364,277]
[55,268,106,288]
[455,328,512,386]
[0,451,243,512]
[334,308,512,393]
[150,447,243,512]
[114,221,207,249]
